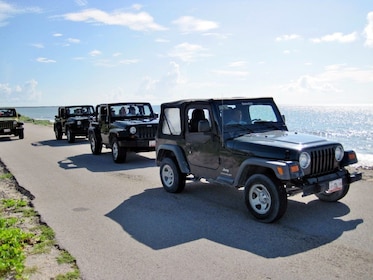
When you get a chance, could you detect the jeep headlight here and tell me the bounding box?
[335,145,344,162]
[77,120,82,125]
[129,126,136,134]
[13,120,17,125]
[299,152,311,169]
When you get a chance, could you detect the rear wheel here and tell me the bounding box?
[244,174,287,223]
[315,184,350,202]
[112,138,126,163]
[160,157,186,193]
[89,132,102,155]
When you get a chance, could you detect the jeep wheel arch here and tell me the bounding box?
[157,144,190,174]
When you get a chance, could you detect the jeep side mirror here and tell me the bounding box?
[198,120,211,132]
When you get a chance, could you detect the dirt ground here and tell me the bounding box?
[0,160,80,280]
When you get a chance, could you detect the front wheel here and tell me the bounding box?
[18,130,24,139]
[160,157,186,193]
[89,133,102,155]
[112,138,126,163]
[67,128,75,143]
[315,184,350,202]
[244,174,287,223]
[54,125,62,140]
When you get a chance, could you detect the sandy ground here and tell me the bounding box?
[0,160,80,280]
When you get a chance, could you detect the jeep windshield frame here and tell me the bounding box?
[212,98,287,140]
[0,108,17,118]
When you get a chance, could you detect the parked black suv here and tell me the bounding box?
[88,102,158,163]
[54,105,95,143]
[155,97,362,222]
[0,108,24,139]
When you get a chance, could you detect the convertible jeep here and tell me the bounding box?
[155,97,362,223]
[0,108,24,139]
[54,105,95,143]
[88,102,158,163]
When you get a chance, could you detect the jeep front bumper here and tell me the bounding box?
[300,169,362,196]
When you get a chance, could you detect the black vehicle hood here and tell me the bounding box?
[113,118,158,127]
[226,130,339,158]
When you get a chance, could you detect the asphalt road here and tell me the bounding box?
[1,123,372,280]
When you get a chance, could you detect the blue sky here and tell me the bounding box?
[1,0,373,106]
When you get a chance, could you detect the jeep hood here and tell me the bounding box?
[226,130,338,155]
[113,118,158,127]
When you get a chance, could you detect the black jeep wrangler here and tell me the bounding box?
[0,108,24,139]
[155,97,362,223]
[54,105,95,143]
[88,102,158,163]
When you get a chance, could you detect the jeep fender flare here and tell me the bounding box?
[234,158,303,187]
[156,144,190,174]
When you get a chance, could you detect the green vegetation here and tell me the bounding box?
[19,115,52,126]
[0,193,80,279]
[0,172,13,180]
[0,200,35,279]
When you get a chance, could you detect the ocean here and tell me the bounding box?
[15,104,373,166]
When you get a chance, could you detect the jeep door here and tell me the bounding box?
[184,107,220,170]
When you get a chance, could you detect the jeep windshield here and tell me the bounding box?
[109,103,155,120]
[217,100,286,138]
[66,106,94,117]
[0,108,17,118]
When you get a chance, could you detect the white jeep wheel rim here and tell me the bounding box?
[249,184,271,215]
[162,164,174,187]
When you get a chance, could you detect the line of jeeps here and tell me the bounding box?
[51,97,362,222]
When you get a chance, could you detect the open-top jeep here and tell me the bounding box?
[155,97,362,222]
[54,105,95,143]
[0,108,24,139]
[88,102,158,163]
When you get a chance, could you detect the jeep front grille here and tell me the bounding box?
[310,147,335,176]
[137,125,158,139]
[0,121,14,130]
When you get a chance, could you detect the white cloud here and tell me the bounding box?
[75,0,88,7]
[168,42,210,62]
[363,11,373,47]
[67,38,80,43]
[228,61,246,67]
[212,70,249,77]
[275,34,301,41]
[89,50,101,56]
[0,80,41,103]
[173,16,219,33]
[310,32,358,43]
[36,57,56,63]
[30,43,44,48]
[53,33,63,37]
[62,8,167,31]
[280,64,373,93]
[0,1,41,27]
[119,59,139,65]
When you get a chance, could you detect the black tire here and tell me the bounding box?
[89,132,102,155]
[54,125,62,140]
[18,130,24,139]
[244,174,287,223]
[315,184,350,202]
[112,138,126,163]
[67,128,75,143]
[159,157,186,193]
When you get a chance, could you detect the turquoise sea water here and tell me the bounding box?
[15,105,373,166]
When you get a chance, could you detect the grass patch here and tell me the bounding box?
[0,172,13,180]
[19,115,52,126]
